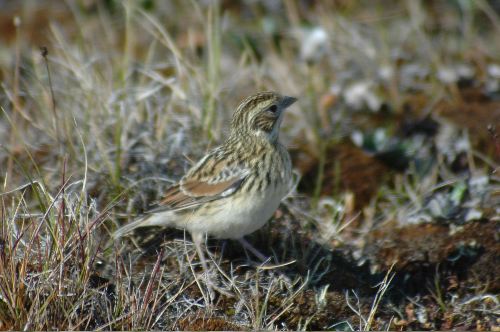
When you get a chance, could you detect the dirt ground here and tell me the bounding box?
[0,1,499,330]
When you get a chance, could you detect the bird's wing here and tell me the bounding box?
[150,151,249,212]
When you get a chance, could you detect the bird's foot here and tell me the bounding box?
[238,238,270,262]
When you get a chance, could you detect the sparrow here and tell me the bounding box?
[114,91,296,263]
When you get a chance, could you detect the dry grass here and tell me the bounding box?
[1,1,499,330]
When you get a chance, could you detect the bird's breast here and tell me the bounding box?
[183,144,291,239]
[185,171,290,239]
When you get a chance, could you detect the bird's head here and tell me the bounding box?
[230,91,297,143]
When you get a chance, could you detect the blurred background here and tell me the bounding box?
[0,1,499,330]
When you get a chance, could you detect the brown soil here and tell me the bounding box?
[437,87,500,156]
[295,141,392,209]
[363,219,500,293]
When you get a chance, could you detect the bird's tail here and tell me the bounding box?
[113,211,173,239]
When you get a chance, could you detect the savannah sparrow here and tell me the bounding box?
[114,91,296,261]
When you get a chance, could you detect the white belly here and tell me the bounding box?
[184,183,288,239]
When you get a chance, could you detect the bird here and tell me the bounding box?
[113,91,296,265]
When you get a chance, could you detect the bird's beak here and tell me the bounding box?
[281,96,297,108]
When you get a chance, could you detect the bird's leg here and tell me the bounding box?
[192,232,209,272]
[238,237,269,262]
[191,232,215,302]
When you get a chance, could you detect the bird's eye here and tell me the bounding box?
[267,105,278,113]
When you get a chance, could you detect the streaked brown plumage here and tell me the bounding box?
[114,91,296,261]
